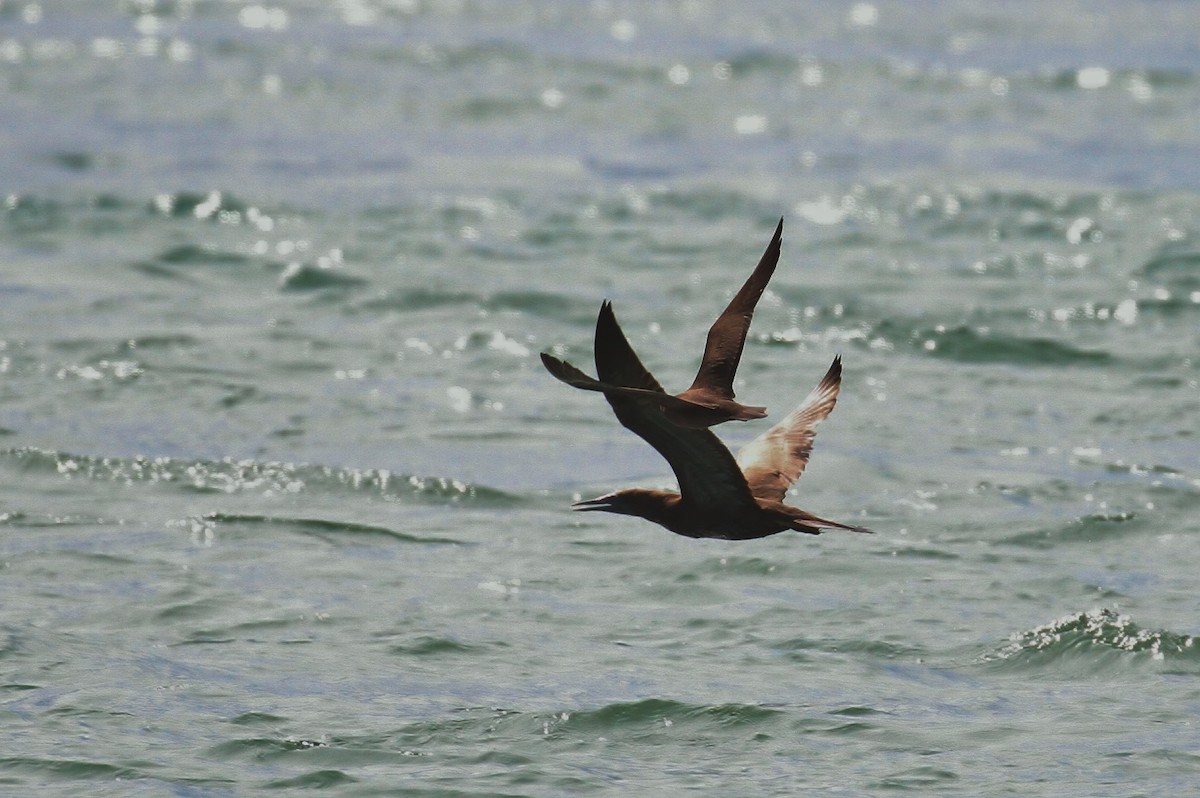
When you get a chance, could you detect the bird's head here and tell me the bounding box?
[572,489,680,526]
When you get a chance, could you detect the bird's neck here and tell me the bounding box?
[616,489,685,530]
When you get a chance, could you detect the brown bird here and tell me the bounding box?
[540,218,784,429]
[568,301,870,540]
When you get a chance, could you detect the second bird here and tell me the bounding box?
[540,218,784,429]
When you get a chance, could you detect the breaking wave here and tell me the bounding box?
[980,608,1199,674]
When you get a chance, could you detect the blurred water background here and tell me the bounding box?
[2,1,1199,795]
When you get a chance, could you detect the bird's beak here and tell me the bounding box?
[572,495,615,512]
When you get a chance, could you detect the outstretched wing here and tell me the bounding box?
[735,356,841,502]
[592,300,665,392]
[687,217,783,400]
[594,301,759,514]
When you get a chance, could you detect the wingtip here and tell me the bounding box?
[598,299,617,326]
[820,355,842,389]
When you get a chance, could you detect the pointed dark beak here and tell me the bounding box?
[572,496,614,512]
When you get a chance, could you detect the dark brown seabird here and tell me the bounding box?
[568,301,870,540]
[540,218,784,429]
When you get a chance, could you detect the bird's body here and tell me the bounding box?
[566,299,869,540]
[540,218,783,429]
[573,490,860,540]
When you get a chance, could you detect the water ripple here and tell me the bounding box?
[0,447,517,506]
[870,322,1115,365]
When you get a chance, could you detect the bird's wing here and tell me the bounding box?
[540,352,715,413]
[592,300,665,392]
[686,217,783,400]
[594,301,760,514]
[735,356,841,502]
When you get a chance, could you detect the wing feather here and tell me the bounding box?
[735,356,842,502]
[687,217,783,399]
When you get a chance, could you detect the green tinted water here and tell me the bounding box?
[2,2,1199,795]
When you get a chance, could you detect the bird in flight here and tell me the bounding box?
[540,218,783,429]
[565,300,870,540]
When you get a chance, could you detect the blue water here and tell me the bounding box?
[2,2,1199,795]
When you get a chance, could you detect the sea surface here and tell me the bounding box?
[2,1,1199,795]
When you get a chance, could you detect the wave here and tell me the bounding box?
[999,512,1145,549]
[425,700,783,744]
[0,757,143,782]
[869,321,1114,365]
[132,243,367,293]
[204,697,904,773]
[2,189,260,226]
[129,243,281,283]
[207,700,785,767]
[560,699,782,734]
[979,608,1199,674]
[4,190,371,293]
[0,447,517,507]
[353,287,582,324]
[1137,247,1200,299]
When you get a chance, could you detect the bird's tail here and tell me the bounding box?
[731,403,768,421]
[787,507,872,535]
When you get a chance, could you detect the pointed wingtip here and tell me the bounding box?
[763,216,783,268]
[818,355,842,392]
[596,299,616,336]
[598,299,616,327]
[765,217,782,250]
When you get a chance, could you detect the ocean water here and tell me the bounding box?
[2,1,1199,795]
